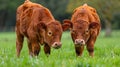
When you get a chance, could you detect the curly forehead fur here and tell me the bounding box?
[73,20,89,29]
[48,21,62,29]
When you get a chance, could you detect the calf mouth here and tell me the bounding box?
[75,43,85,47]
[52,45,61,49]
[53,46,61,49]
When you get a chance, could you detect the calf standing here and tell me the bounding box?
[16,0,63,57]
[62,4,101,57]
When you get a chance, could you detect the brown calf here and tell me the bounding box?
[62,4,101,57]
[16,0,63,57]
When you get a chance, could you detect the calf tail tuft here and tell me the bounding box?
[25,0,30,3]
[83,3,88,6]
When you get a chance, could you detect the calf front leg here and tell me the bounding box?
[75,46,84,56]
[31,41,40,56]
[44,43,51,56]
[27,39,33,56]
[86,41,94,57]
[86,35,97,57]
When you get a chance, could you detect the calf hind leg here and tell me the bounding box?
[16,34,24,57]
[27,39,33,56]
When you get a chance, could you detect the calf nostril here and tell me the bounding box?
[76,40,78,43]
[54,42,61,46]
[81,40,83,43]
[76,39,80,42]
[54,43,58,46]
[80,39,85,44]
[75,40,78,43]
[75,39,79,44]
[56,44,58,46]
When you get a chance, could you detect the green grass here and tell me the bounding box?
[0,31,120,67]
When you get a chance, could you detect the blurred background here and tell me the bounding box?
[0,0,120,37]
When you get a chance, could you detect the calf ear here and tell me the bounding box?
[62,19,73,31]
[37,21,47,31]
[89,22,100,29]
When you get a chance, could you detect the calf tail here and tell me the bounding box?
[83,3,88,6]
[25,0,30,3]
[79,3,88,14]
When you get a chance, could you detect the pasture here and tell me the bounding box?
[0,31,120,67]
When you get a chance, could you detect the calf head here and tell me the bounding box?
[62,19,99,47]
[37,21,63,49]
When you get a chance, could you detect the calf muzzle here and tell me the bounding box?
[52,42,62,49]
[75,39,85,46]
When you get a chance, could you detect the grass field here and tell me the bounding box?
[0,30,120,67]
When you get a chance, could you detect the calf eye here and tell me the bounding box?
[48,31,52,36]
[85,30,89,34]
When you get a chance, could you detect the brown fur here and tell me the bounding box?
[62,4,101,57]
[16,0,63,57]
